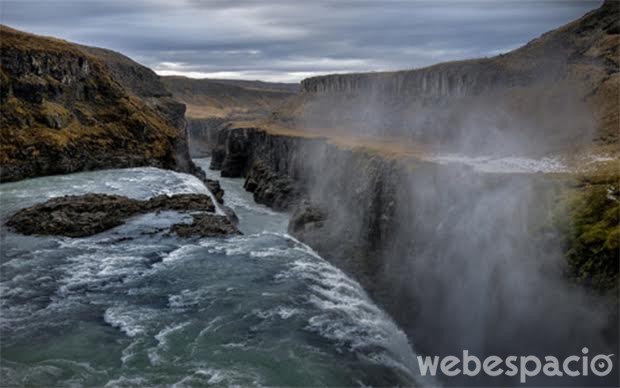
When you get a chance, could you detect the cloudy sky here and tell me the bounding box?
[1,0,601,83]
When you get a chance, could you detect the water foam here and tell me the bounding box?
[103,305,158,337]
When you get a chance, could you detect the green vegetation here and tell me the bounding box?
[562,171,619,294]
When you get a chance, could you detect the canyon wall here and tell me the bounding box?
[209,124,618,385]
[0,25,199,182]
[202,10,618,384]
[162,76,298,158]
[278,1,619,154]
[185,117,227,157]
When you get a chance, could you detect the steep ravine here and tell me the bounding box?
[208,124,619,386]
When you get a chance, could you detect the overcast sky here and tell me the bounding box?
[1,0,601,83]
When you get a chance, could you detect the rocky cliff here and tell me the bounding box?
[162,76,298,157]
[210,122,619,385]
[0,25,199,182]
[279,1,619,154]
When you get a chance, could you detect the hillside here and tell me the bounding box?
[276,0,619,157]
[0,25,195,182]
[192,78,299,93]
[161,76,297,120]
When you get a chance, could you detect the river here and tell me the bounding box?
[0,158,424,387]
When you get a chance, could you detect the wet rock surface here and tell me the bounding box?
[244,161,301,210]
[6,193,240,238]
[205,179,225,204]
[171,213,241,238]
[288,200,327,234]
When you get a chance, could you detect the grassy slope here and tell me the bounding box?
[191,78,299,93]
[161,76,296,119]
[0,25,182,181]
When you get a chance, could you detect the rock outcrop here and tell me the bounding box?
[0,25,199,182]
[278,1,619,154]
[170,213,240,238]
[243,160,301,210]
[161,76,298,158]
[6,193,240,238]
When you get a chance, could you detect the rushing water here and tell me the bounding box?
[0,159,423,387]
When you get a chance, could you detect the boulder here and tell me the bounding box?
[171,213,241,238]
[6,193,240,238]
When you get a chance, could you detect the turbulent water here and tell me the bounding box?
[0,159,423,387]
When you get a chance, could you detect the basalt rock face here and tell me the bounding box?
[209,124,619,385]
[6,193,240,238]
[210,124,328,211]
[244,160,302,210]
[0,25,199,182]
[186,117,228,157]
[79,45,200,175]
[280,1,619,153]
[209,124,407,299]
[162,76,298,159]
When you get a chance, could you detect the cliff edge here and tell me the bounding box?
[0,25,195,182]
[277,1,619,155]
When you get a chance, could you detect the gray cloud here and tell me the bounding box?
[1,0,601,82]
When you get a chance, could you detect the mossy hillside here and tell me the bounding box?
[560,167,619,294]
[0,25,183,181]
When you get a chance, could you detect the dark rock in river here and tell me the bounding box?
[146,193,215,212]
[171,213,241,238]
[205,179,225,204]
[6,193,240,238]
[6,194,144,237]
[221,205,240,225]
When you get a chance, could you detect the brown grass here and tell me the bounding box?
[1,25,182,179]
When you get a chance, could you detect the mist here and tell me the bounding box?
[286,99,616,386]
[278,35,617,385]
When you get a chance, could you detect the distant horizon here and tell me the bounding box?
[1,1,602,82]
[155,70,303,84]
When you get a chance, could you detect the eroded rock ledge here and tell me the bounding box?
[6,193,240,238]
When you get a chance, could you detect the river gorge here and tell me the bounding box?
[0,160,430,387]
[1,1,618,386]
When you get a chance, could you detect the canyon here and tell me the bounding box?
[162,76,297,157]
[0,1,618,386]
[200,2,619,385]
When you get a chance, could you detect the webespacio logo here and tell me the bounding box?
[417,348,614,383]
